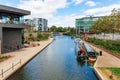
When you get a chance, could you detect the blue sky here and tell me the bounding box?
[0,0,120,27]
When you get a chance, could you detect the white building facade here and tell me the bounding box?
[24,19,34,27]
[33,18,48,31]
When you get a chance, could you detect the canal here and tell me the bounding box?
[7,36,98,80]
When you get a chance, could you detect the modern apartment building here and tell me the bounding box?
[24,19,33,27]
[75,16,101,34]
[0,5,30,54]
[33,18,48,31]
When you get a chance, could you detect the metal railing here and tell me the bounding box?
[0,19,24,25]
[0,59,22,78]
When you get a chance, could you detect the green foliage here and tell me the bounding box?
[49,25,57,32]
[0,56,11,62]
[90,8,120,34]
[90,18,102,33]
[87,38,120,54]
[27,32,49,41]
[37,33,49,41]
[0,56,7,59]
[108,68,120,78]
[56,27,65,32]
[29,33,33,37]
[49,26,76,36]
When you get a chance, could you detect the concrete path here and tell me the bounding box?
[89,44,120,67]
[88,43,120,80]
[0,38,53,80]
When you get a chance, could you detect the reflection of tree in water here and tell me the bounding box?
[76,57,86,67]
[87,62,94,67]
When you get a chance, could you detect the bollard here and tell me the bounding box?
[100,50,102,56]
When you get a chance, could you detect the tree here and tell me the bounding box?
[110,8,120,39]
[56,27,64,32]
[90,8,120,40]
[50,25,57,32]
[101,16,111,40]
[90,18,102,34]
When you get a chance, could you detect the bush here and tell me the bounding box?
[87,38,120,54]
[27,32,49,41]
[37,33,49,41]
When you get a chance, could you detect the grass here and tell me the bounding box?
[108,68,120,78]
[0,55,11,62]
[99,67,120,80]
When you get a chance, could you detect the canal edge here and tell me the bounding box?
[93,58,105,80]
[83,41,105,80]
[2,38,54,80]
[93,55,105,80]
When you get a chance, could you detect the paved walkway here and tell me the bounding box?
[89,44,120,67]
[0,38,53,80]
[87,43,120,80]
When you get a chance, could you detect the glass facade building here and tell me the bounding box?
[75,16,100,34]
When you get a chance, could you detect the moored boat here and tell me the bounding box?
[77,47,86,60]
[83,43,97,62]
[88,57,96,63]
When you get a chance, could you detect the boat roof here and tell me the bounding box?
[84,43,94,52]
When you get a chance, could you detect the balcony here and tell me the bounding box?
[0,19,23,24]
[0,19,30,28]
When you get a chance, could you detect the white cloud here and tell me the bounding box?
[84,4,120,16]
[17,0,84,27]
[85,1,96,7]
[17,0,120,27]
[17,0,68,19]
[48,14,84,27]
[72,0,84,5]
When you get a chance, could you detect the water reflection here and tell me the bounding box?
[7,36,98,80]
[76,57,86,67]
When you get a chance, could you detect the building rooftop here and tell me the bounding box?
[0,5,30,15]
[76,16,104,20]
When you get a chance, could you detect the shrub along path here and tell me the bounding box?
[87,38,120,58]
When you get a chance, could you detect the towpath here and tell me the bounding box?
[88,43,120,80]
[0,38,53,80]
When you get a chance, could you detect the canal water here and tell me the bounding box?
[7,36,98,80]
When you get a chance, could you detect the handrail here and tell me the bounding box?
[0,59,21,78]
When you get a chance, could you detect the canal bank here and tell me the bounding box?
[0,38,53,80]
[88,43,120,80]
[7,36,98,80]
[78,39,120,80]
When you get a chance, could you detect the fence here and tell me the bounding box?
[0,59,21,78]
[89,33,120,40]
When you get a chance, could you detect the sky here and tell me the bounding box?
[0,0,120,27]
